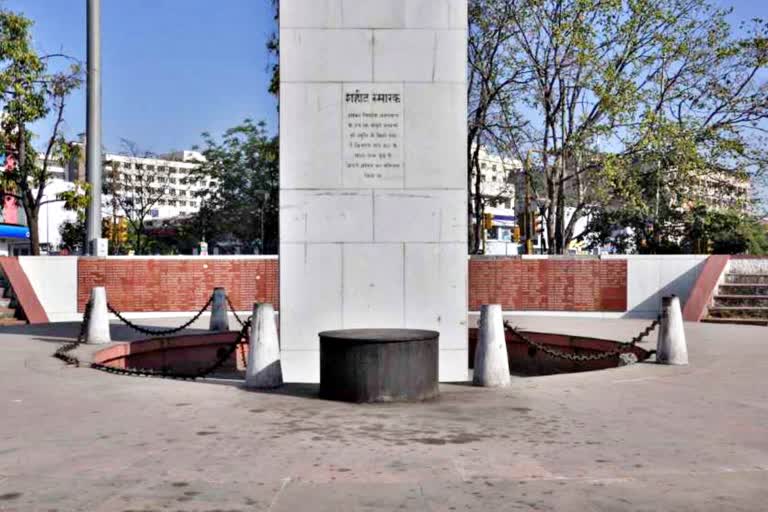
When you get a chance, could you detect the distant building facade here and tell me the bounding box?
[470,147,522,254]
[22,141,210,254]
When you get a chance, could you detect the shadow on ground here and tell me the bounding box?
[0,321,210,343]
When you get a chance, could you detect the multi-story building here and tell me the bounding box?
[684,168,750,212]
[101,150,208,221]
[470,147,522,253]
[13,142,210,254]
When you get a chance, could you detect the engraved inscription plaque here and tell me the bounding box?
[343,84,404,187]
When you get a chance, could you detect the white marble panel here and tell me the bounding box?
[374,190,465,242]
[404,243,467,349]
[439,349,469,382]
[281,29,373,82]
[341,0,405,28]
[404,83,466,188]
[405,0,468,28]
[373,30,435,82]
[342,244,404,328]
[281,0,342,28]
[342,83,404,188]
[374,30,465,82]
[279,243,343,351]
[280,350,320,383]
[280,83,342,189]
[433,30,467,82]
[280,190,373,243]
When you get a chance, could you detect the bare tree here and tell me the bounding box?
[467,0,530,253]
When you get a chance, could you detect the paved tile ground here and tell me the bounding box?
[1,316,767,511]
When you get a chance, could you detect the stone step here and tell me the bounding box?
[708,306,768,319]
[0,298,11,308]
[714,295,768,307]
[702,317,768,326]
[0,307,17,320]
[718,283,768,296]
[725,273,768,284]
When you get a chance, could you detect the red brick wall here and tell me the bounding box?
[468,257,627,312]
[77,258,279,313]
[76,256,628,314]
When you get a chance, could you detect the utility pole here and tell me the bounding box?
[85,0,103,254]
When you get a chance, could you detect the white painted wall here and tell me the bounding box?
[38,179,78,251]
[600,255,708,318]
[18,256,79,322]
[280,0,469,382]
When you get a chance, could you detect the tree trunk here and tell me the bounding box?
[546,176,556,254]
[27,213,40,256]
[555,187,565,254]
[473,161,484,254]
[467,145,476,254]
[17,123,42,256]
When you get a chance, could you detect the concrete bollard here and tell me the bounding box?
[209,287,229,331]
[244,303,283,389]
[86,287,111,344]
[473,304,511,387]
[657,295,688,365]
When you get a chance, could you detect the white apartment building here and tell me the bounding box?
[13,146,211,254]
[101,150,208,221]
[470,147,523,253]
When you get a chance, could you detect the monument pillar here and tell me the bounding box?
[279,0,468,382]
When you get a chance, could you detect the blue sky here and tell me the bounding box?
[6,0,278,154]
[5,0,767,159]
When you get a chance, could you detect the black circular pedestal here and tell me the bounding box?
[319,329,440,403]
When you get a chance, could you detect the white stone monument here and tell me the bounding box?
[279,0,468,382]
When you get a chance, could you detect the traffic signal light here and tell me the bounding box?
[534,216,543,234]
[513,225,521,243]
[116,218,129,244]
[483,212,494,230]
[101,218,112,240]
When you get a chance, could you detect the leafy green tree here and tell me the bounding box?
[57,180,90,254]
[470,0,768,254]
[191,120,278,254]
[585,202,768,255]
[0,9,82,255]
[687,205,768,255]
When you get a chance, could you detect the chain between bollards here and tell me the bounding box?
[55,315,252,380]
[107,294,214,336]
[503,314,661,362]
[53,300,94,366]
[226,295,252,328]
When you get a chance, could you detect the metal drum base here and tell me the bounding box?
[319,329,440,403]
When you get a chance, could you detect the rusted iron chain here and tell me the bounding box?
[226,295,247,327]
[628,315,661,344]
[54,316,252,380]
[53,300,93,366]
[107,295,214,336]
[502,315,660,362]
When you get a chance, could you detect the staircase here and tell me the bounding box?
[0,274,27,326]
[704,272,768,326]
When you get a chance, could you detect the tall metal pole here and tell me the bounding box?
[85,0,102,254]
